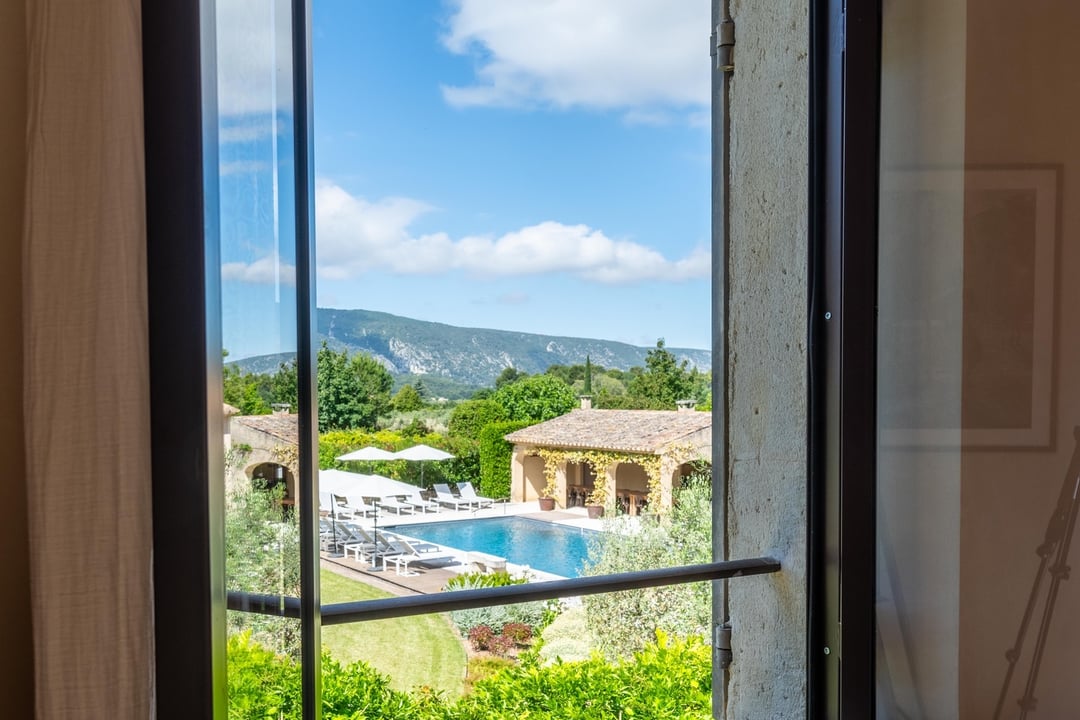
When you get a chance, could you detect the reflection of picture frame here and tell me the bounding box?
[880,166,1058,448]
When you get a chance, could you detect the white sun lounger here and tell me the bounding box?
[383,537,458,576]
[457,481,494,508]
[432,483,476,511]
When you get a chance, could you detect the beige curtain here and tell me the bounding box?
[23,1,154,717]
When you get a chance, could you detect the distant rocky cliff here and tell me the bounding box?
[234,307,711,390]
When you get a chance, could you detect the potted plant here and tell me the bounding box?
[538,473,558,511]
[584,486,606,519]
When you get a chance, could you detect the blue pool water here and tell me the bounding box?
[385,516,597,578]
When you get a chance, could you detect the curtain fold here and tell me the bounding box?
[23,1,154,717]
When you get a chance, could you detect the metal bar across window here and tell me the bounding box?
[229,557,780,623]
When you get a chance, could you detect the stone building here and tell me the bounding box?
[505,407,711,513]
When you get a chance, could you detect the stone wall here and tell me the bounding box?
[725,1,809,717]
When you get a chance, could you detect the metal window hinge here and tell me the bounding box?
[711,19,735,73]
[715,622,733,669]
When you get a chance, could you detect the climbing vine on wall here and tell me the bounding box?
[533,442,702,511]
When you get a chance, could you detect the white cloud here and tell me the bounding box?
[222,254,296,286]
[315,180,709,284]
[441,0,709,115]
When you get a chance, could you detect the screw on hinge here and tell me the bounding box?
[713,19,735,72]
[715,623,733,669]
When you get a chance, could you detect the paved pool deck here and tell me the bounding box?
[322,501,604,597]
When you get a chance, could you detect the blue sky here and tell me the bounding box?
[218,0,711,360]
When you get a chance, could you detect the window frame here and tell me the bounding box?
[145,1,793,718]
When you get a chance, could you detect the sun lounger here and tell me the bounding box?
[376,495,415,515]
[383,537,458,576]
[340,523,381,561]
[432,483,476,511]
[402,488,440,514]
[457,481,494,508]
[339,494,378,519]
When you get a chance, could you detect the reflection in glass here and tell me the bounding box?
[216,0,303,664]
[876,2,1079,717]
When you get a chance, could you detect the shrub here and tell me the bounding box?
[581,477,713,659]
[477,420,530,499]
[228,630,712,719]
[444,570,525,591]
[467,625,495,651]
[501,622,533,645]
[486,634,515,657]
[449,600,547,637]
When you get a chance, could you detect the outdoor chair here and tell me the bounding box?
[382,537,458,577]
[402,488,440,514]
[376,495,414,515]
[432,483,476,511]
[350,529,408,565]
[339,494,378,519]
[457,481,494,508]
[341,524,380,562]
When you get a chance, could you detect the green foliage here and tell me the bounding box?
[478,420,531,499]
[447,399,509,442]
[444,570,526,591]
[393,384,425,412]
[494,366,528,388]
[594,389,671,410]
[450,632,712,720]
[225,486,301,657]
[536,606,593,665]
[449,599,549,637]
[625,338,695,408]
[227,630,711,720]
[581,477,713,659]
[227,632,442,720]
[491,374,576,423]
[317,343,393,432]
[224,363,271,415]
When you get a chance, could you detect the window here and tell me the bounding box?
[147,1,797,718]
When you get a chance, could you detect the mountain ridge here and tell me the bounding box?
[233,308,711,391]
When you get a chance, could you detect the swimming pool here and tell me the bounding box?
[385,516,597,578]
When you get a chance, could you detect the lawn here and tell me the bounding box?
[320,568,467,698]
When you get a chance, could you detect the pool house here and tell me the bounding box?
[505,405,712,513]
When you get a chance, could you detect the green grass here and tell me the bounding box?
[320,568,467,698]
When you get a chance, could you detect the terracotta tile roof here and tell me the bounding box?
[223,403,241,417]
[504,409,711,454]
[233,413,298,445]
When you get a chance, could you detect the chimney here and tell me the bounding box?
[579,395,593,410]
[676,399,695,412]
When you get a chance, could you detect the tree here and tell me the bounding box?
[583,356,593,394]
[492,374,576,423]
[626,339,695,408]
[268,359,298,411]
[316,343,393,432]
[223,363,271,415]
[582,467,713,659]
[448,399,509,442]
[392,384,424,412]
[494,366,528,389]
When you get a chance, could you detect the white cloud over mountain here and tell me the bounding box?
[441,0,710,114]
[313,180,709,284]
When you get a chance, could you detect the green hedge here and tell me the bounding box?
[227,630,712,720]
[478,420,530,499]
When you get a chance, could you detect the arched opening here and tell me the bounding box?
[248,462,295,507]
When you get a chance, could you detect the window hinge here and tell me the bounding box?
[715,622,733,669]
[711,18,735,73]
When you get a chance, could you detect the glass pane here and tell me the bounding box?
[215,0,304,691]
[877,2,1079,717]
[310,0,714,711]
